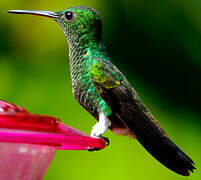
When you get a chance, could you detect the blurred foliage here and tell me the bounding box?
[0,0,200,179]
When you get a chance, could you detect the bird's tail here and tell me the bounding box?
[136,127,195,176]
[101,86,196,176]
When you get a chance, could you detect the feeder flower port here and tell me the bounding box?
[0,100,106,180]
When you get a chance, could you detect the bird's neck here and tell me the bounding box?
[66,33,109,89]
[67,33,102,61]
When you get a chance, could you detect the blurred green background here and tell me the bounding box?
[0,0,200,179]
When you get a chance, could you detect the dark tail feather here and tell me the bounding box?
[136,129,195,176]
[101,86,195,176]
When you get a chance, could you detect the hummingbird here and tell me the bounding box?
[8,6,195,176]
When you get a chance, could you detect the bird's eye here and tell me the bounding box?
[65,11,73,21]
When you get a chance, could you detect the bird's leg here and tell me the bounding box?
[90,112,111,137]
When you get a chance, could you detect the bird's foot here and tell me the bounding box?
[89,112,110,152]
[99,135,110,146]
[87,135,110,152]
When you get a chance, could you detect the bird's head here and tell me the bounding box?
[8,6,103,43]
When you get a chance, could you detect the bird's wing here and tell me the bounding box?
[89,60,195,176]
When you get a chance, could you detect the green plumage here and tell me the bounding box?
[57,7,122,118]
[57,7,147,120]
[8,6,195,176]
[56,6,195,176]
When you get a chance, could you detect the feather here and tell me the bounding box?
[100,85,195,176]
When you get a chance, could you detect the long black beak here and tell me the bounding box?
[7,10,58,19]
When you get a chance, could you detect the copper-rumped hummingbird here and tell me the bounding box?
[8,6,195,176]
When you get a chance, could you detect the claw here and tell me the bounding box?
[100,135,110,146]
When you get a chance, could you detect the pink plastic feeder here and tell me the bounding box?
[0,100,106,180]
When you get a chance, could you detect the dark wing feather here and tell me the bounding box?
[89,58,195,175]
[100,84,195,176]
